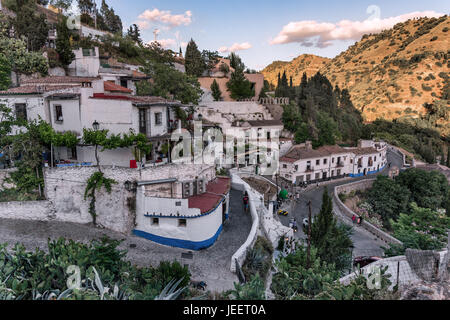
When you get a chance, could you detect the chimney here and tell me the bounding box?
[305,141,312,150]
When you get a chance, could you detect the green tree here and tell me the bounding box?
[184,39,205,77]
[140,62,203,105]
[395,168,449,211]
[127,24,141,44]
[210,79,222,101]
[56,16,76,67]
[0,35,48,75]
[387,204,450,255]
[228,52,245,70]
[11,0,49,51]
[100,0,122,34]
[0,54,11,90]
[367,176,411,229]
[310,188,353,272]
[226,67,254,100]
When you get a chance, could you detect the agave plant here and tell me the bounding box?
[154,278,187,300]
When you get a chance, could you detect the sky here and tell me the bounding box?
[88,0,449,70]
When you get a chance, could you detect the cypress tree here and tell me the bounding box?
[56,16,75,67]
[185,39,205,77]
[310,188,353,271]
[210,79,222,101]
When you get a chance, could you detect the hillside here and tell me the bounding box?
[262,15,449,131]
[262,54,330,87]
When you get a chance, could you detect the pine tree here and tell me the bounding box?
[226,67,254,100]
[210,79,222,101]
[184,39,205,77]
[127,24,141,44]
[56,16,75,66]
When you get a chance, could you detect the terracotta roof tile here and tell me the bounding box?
[281,145,349,162]
[104,81,132,93]
[188,177,231,214]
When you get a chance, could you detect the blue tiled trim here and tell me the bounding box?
[349,164,386,178]
[144,193,229,220]
[133,224,223,250]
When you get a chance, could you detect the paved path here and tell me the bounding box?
[278,149,404,257]
[0,189,252,293]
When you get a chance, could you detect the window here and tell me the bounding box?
[120,79,128,88]
[139,109,147,134]
[152,218,159,226]
[295,165,298,171]
[337,169,341,176]
[332,158,335,163]
[178,219,187,227]
[175,201,182,207]
[315,173,320,180]
[323,159,327,165]
[15,104,27,121]
[155,112,162,125]
[283,164,287,169]
[306,174,311,181]
[316,159,320,166]
[55,105,63,122]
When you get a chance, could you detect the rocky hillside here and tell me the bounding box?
[262,54,330,87]
[262,15,449,124]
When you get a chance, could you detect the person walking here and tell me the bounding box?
[243,192,249,213]
[352,215,356,224]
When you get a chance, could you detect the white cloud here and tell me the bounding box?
[270,11,444,47]
[218,42,252,53]
[138,8,193,29]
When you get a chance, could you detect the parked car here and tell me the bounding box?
[353,256,383,268]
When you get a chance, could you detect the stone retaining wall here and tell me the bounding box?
[334,179,403,246]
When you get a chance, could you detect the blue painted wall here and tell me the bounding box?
[133,225,223,251]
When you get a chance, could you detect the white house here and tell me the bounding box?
[0,76,182,168]
[279,140,387,185]
[134,165,231,250]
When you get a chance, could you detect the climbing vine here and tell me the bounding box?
[84,172,117,226]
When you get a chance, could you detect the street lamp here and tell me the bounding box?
[92,120,100,131]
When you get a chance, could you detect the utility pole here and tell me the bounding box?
[306,200,312,269]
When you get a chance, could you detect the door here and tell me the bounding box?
[139,109,147,135]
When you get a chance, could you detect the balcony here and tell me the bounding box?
[336,161,344,168]
[306,166,314,172]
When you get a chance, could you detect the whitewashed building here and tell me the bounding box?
[134,165,231,250]
[0,76,182,167]
[279,140,387,185]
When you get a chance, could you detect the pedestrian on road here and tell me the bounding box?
[243,192,249,213]
[352,215,356,224]
[359,216,364,225]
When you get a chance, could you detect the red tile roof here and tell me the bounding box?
[104,81,132,93]
[188,177,231,214]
